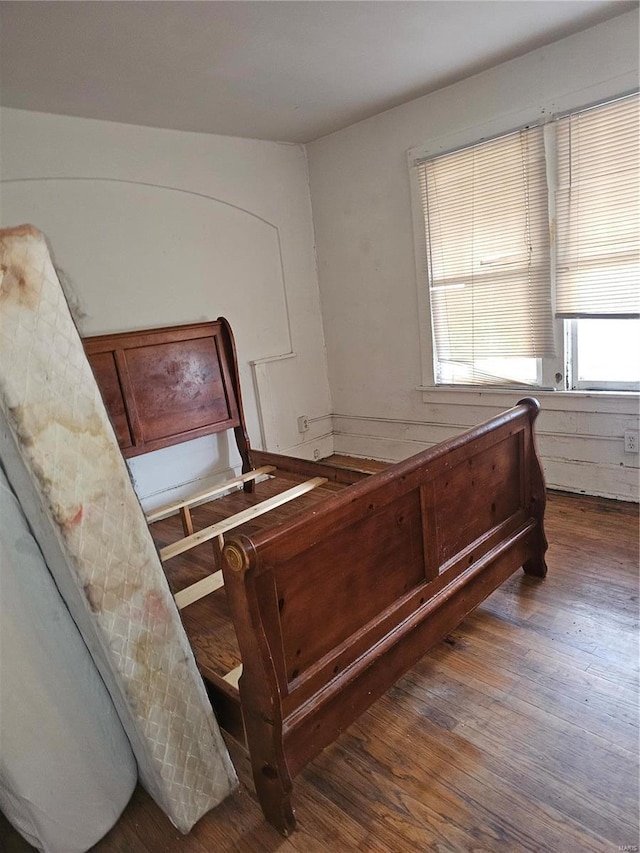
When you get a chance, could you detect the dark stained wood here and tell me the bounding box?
[275,488,426,680]
[431,428,522,562]
[217,317,254,486]
[83,320,551,836]
[251,449,371,484]
[211,398,549,833]
[224,547,297,837]
[322,453,390,474]
[281,523,540,777]
[203,675,246,745]
[2,491,636,852]
[83,320,252,475]
[87,350,134,448]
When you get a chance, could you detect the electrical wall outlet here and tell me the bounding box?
[624,431,639,453]
[297,415,310,433]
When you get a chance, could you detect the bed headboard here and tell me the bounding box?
[83,319,252,472]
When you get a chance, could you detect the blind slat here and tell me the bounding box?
[417,92,639,385]
[419,125,555,363]
[555,93,639,317]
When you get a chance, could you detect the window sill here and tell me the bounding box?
[417,385,639,414]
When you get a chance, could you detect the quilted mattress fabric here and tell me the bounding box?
[0,225,237,833]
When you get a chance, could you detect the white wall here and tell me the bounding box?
[0,109,333,509]
[307,11,640,501]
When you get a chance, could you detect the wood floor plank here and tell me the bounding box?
[344,714,600,853]
[383,692,627,850]
[394,655,638,836]
[421,621,639,751]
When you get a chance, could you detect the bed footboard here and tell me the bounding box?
[221,397,547,834]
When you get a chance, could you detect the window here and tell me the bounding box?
[415,92,639,391]
[569,318,640,391]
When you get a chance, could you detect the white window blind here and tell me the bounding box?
[418,126,556,385]
[555,93,640,317]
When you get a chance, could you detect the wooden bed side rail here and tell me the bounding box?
[201,671,246,746]
[220,398,547,835]
[251,449,371,485]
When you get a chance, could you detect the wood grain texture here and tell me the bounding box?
[1,491,637,851]
[83,320,252,472]
[82,322,549,836]
[207,399,548,834]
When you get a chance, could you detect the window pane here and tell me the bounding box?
[576,319,640,383]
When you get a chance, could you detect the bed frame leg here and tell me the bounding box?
[523,553,548,577]
[519,397,549,580]
[252,762,296,837]
[222,537,296,835]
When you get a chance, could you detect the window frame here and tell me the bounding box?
[408,89,639,396]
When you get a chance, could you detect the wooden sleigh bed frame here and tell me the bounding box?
[84,319,548,836]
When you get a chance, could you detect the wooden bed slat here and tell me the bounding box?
[180,505,194,536]
[223,664,243,689]
[160,477,328,562]
[174,569,225,610]
[146,466,276,523]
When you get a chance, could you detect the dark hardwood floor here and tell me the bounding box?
[1,490,638,852]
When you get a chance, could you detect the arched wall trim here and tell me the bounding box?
[0,176,295,356]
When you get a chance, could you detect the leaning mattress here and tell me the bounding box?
[0,225,237,832]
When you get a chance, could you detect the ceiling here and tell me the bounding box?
[0,1,636,144]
